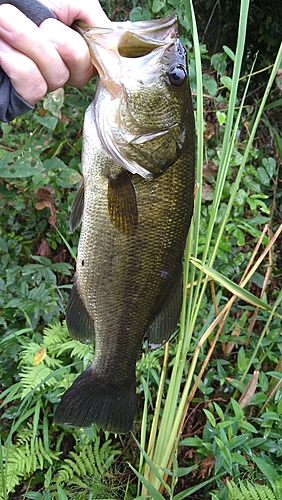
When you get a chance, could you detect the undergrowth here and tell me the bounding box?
[0,0,281,498]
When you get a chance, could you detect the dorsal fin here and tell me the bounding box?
[69,179,85,232]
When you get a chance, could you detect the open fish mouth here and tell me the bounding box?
[74,14,179,97]
[74,15,188,180]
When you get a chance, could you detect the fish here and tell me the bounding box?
[54,13,195,434]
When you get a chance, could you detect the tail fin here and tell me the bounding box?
[54,366,136,434]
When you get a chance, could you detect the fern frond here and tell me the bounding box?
[43,321,69,346]
[20,364,55,398]
[94,435,104,476]
[0,437,59,499]
[227,480,279,500]
[18,341,44,366]
[54,437,120,494]
[35,437,59,467]
[8,437,59,474]
[94,436,120,475]
[54,339,93,360]
[43,320,93,360]
[56,448,98,486]
[241,481,260,500]
[55,454,93,490]
[0,445,22,500]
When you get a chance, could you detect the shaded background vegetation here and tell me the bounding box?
[0,1,281,499]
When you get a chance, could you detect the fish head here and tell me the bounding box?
[75,15,193,179]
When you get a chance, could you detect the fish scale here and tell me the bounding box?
[54,13,195,433]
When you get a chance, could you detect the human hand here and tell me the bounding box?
[0,0,111,106]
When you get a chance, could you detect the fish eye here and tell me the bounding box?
[168,65,187,87]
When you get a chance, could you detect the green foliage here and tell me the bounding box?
[180,398,282,493]
[0,435,59,500]
[0,1,282,499]
[133,0,282,498]
[0,321,123,499]
[51,430,121,498]
[131,437,221,500]
[1,320,92,410]
[227,479,281,500]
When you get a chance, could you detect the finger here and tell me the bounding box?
[0,38,47,105]
[68,0,112,26]
[0,4,70,91]
[40,19,96,88]
[40,0,111,27]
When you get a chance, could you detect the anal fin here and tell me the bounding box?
[66,281,95,343]
[107,170,138,236]
[146,273,183,349]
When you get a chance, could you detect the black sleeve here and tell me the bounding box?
[0,0,57,122]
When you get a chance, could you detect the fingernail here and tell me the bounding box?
[0,38,13,53]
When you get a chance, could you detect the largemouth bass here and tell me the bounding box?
[54,14,195,434]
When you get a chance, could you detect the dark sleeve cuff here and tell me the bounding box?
[0,70,34,122]
[0,0,57,26]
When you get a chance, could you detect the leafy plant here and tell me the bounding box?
[226,479,282,500]
[130,436,222,500]
[0,321,125,499]
[1,0,282,498]
[50,429,121,498]
[180,397,282,496]
[133,0,282,497]
[0,435,59,500]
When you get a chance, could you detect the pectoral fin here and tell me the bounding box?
[147,273,183,349]
[66,281,95,343]
[107,170,138,236]
[69,179,85,232]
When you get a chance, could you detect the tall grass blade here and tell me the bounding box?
[190,257,282,316]
[173,473,224,500]
[55,225,77,261]
[129,465,165,500]
[141,0,205,492]
[190,0,251,329]
[0,438,7,500]
[140,0,282,495]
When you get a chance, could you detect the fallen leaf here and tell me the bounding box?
[201,454,215,479]
[202,183,214,201]
[204,120,215,142]
[33,348,47,366]
[239,370,259,409]
[37,240,51,257]
[35,188,57,227]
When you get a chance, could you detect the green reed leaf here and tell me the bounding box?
[190,257,281,318]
